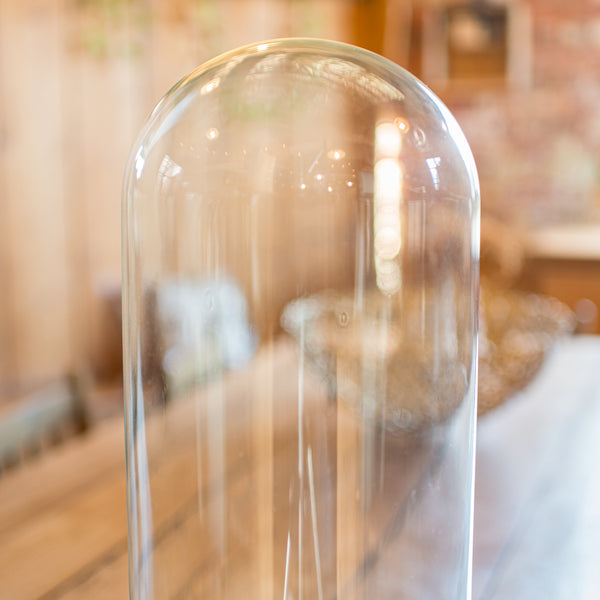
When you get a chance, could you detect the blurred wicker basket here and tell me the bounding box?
[281,289,471,431]
[281,282,575,427]
[478,279,575,415]
[280,218,575,424]
[478,216,576,414]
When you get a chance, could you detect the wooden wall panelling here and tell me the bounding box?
[77,4,146,381]
[0,0,357,397]
[59,0,96,382]
[0,0,19,390]
[0,0,73,389]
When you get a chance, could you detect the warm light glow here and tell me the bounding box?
[394,117,410,133]
[375,227,401,260]
[327,149,345,160]
[374,159,402,261]
[206,128,219,140]
[376,257,401,293]
[374,158,401,202]
[201,78,220,95]
[257,43,269,51]
[374,121,403,294]
[375,122,401,159]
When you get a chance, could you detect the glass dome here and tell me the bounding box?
[123,38,479,599]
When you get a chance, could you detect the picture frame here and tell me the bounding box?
[419,0,531,89]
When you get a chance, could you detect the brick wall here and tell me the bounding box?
[441,0,600,227]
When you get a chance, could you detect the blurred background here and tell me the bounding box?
[1,0,599,465]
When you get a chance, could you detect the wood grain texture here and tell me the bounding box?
[1,336,599,599]
[0,0,353,396]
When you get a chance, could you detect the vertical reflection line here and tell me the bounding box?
[419,201,427,343]
[308,446,324,600]
[195,191,209,521]
[250,194,260,308]
[354,195,367,312]
[195,388,203,514]
[374,122,403,296]
[360,308,377,511]
[298,321,305,600]
[378,299,390,492]
[358,290,379,595]
[249,184,273,596]
[283,532,291,600]
[135,341,154,600]
[336,362,363,597]
[208,377,226,558]
[254,343,274,598]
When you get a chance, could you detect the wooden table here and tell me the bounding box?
[1,336,599,599]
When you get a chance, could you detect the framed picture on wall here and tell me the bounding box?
[420,0,531,89]
[446,2,508,79]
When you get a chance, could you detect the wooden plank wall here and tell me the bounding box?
[0,0,352,397]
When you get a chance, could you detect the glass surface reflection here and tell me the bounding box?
[123,38,479,599]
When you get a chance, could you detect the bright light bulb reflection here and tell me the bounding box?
[327,149,345,160]
[201,78,220,95]
[374,159,401,201]
[394,117,410,133]
[375,227,401,259]
[206,128,219,140]
[375,122,401,158]
[376,261,401,293]
[374,121,403,295]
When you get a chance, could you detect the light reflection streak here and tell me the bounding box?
[426,156,441,190]
[134,341,154,600]
[283,532,291,600]
[134,149,145,180]
[208,377,226,556]
[375,122,401,157]
[327,148,345,160]
[195,390,204,515]
[374,121,404,295]
[308,446,324,600]
[298,321,305,599]
[200,77,220,95]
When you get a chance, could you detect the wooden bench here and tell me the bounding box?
[0,376,88,472]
